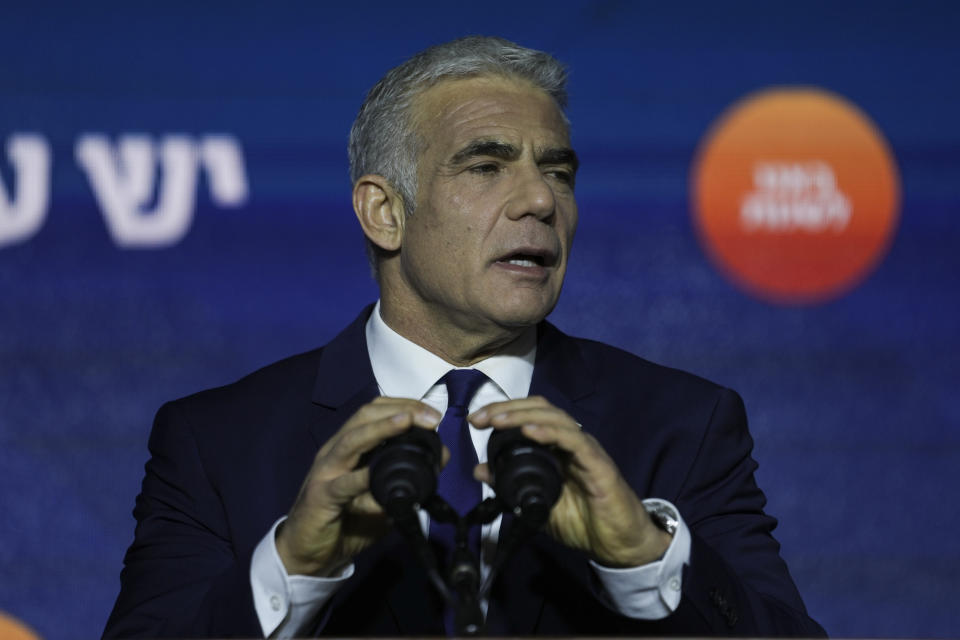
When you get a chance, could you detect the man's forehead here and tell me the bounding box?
[412,74,569,145]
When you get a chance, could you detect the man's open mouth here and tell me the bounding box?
[495,247,556,268]
[500,253,546,267]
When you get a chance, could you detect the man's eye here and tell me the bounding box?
[469,163,500,175]
[546,169,575,187]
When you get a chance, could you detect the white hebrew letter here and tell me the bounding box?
[199,135,248,206]
[76,134,199,248]
[0,134,51,248]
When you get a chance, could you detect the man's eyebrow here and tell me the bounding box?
[449,140,520,165]
[537,146,579,173]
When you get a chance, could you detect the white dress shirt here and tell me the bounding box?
[250,302,692,637]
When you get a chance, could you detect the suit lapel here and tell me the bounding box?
[530,321,597,422]
[309,306,380,447]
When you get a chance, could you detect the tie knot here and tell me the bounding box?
[441,369,488,413]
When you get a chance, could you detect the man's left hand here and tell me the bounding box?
[470,396,672,568]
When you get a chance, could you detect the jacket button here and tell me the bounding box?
[724,609,739,628]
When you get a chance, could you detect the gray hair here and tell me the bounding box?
[348,36,569,275]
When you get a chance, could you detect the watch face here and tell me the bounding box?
[648,506,679,535]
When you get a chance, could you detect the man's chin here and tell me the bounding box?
[489,298,559,329]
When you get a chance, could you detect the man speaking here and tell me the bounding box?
[104,36,825,637]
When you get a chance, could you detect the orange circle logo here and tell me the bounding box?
[0,612,41,640]
[692,88,900,304]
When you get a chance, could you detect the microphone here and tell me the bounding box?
[478,428,563,599]
[487,428,562,519]
[368,428,442,514]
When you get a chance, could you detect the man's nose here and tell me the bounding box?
[506,165,556,222]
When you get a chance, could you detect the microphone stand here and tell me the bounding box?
[383,497,452,606]
[478,500,551,598]
[388,494,552,636]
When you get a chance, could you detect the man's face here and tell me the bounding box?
[386,75,578,347]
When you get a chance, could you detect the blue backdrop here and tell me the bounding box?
[2,2,958,638]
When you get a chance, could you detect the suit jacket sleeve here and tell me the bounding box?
[660,388,825,636]
[102,401,263,638]
[526,387,825,637]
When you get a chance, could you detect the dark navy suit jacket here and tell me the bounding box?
[104,307,825,637]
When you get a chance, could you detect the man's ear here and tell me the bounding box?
[353,175,406,252]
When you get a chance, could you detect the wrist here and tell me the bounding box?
[630,500,679,564]
[608,528,672,567]
[275,520,340,577]
[597,502,675,568]
[627,499,680,565]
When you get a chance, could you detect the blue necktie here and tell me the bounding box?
[431,369,488,555]
[431,369,487,635]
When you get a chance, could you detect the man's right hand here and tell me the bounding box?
[275,397,442,576]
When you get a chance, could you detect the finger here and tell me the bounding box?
[519,423,613,477]
[348,491,386,516]
[318,400,438,457]
[326,466,372,504]
[483,407,579,432]
[440,445,451,469]
[473,462,492,485]
[344,398,442,434]
[321,414,409,468]
[468,396,553,425]
[520,419,590,451]
[324,408,441,468]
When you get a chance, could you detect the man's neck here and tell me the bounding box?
[378,298,532,367]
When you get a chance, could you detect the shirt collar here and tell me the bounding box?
[365,300,536,400]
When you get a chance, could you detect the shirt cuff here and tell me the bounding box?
[250,517,355,638]
[589,498,691,620]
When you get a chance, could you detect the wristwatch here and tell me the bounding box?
[644,501,679,536]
